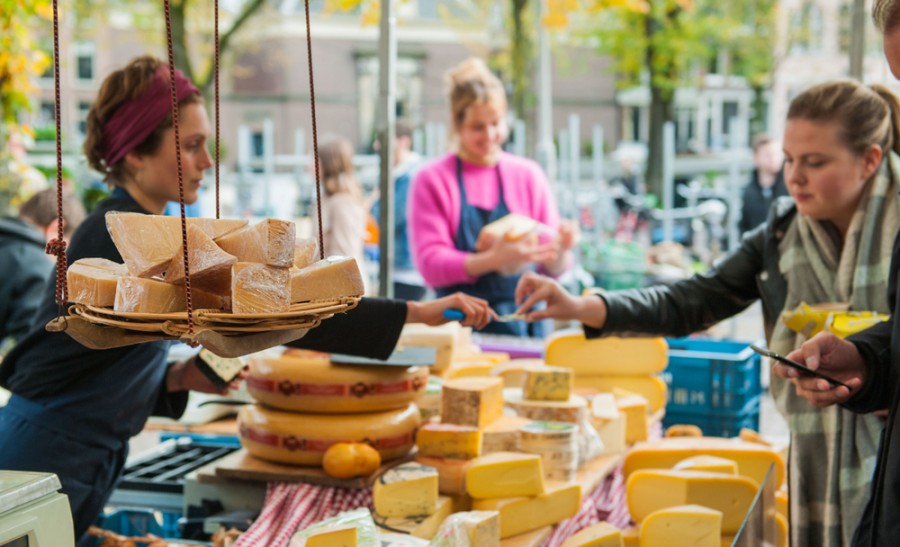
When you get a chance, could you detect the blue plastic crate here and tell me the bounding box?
[663,337,763,415]
[664,396,761,438]
[90,508,180,544]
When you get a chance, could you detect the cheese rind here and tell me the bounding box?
[164,223,237,294]
[441,377,504,428]
[465,452,544,499]
[290,256,365,303]
[673,455,739,475]
[626,469,758,533]
[373,463,439,518]
[639,504,722,547]
[416,424,482,460]
[471,482,581,538]
[523,366,573,401]
[544,329,668,375]
[231,262,290,314]
[560,522,623,547]
[67,258,127,306]
[215,218,296,267]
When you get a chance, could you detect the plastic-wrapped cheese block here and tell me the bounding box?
[290,256,365,303]
[441,377,504,428]
[114,276,186,313]
[430,511,500,547]
[231,262,290,314]
[544,329,668,375]
[471,482,581,538]
[639,505,721,547]
[215,218,296,268]
[294,237,319,269]
[237,402,421,465]
[623,437,786,487]
[246,349,428,413]
[67,258,128,306]
[163,224,237,294]
[105,212,246,278]
[626,469,757,533]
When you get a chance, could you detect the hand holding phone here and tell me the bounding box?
[750,344,849,389]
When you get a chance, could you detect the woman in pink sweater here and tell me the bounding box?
[409,58,577,337]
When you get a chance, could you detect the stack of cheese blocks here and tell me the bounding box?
[237,348,424,466]
[66,212,364,315]
[545,329,670,445]
[612,432,789,547]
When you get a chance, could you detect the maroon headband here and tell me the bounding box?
[102,65,199,168]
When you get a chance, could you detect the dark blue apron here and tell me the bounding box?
[435,157,544,338]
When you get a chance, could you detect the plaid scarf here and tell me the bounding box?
[769,165,899,547]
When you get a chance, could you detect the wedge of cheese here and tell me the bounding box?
[373,463,439,518]
[573,375,668,413]
[306,525,357,547]
[591,394,627,455]
[560,522,623,547]
[215,218,296,267]
[67,258,128,307]
[105,212,246,278]
[544,330,668,375]
[471,482,581,538]
[294,237,319,269]
[231,262,290,314]
[441,377,504,428]
[399,322,464,373]
[290,256,365,303]
[616,394,649,444]
[163,223,237,294]
[432,511,501,546]
[374,495,453,540]
[627,469,757,533]
[523,366,573,401]
[414,455,470,496]
[639,504,721,547]
[416,424,482,460]
[465,452,544,499]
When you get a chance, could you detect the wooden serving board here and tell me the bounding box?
[211,448,412,489]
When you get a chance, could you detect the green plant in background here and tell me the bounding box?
[81,186,111,213]
[32,126,57,142]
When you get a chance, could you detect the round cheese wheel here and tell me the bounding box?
[238,402,421,466]
[504,389,588,423]
[246,350,429,413]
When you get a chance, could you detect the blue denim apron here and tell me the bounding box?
[435,157,544,338]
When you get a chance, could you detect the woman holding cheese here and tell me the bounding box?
[514,80,900,547]
[408,57,578,338]
[0,56,491,545]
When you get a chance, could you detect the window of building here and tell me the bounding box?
[356,54,424,146]
[76,101,91,137]
[39,101,56,125]
[75,42,95,82]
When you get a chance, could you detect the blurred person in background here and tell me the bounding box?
[372,121,427,300]
[409,57,578,337]
[739,133,788,235]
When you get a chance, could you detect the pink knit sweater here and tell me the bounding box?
[408,152,562,289]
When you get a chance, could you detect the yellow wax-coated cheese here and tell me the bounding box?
[775,489,788,519]
[67,258,127,307]
[504,390,589,423]
[306,525,357,547]
[560,521,623,547]
[673,455,739,475]
[164,224,237,294]
[465,452,544,499]
[416,423,482,459]
[616,394,649,444]
[623,437,786,487]
[666,424,704,438]
[573,376,668,413]
[237,402,420,465]
[374,495,453,540]
[215,218,296,268]
[523,366,573,401]
[639,504,722,547]
[471,482,581,538]
[114,276,186,313]
[442,360,495,380]
[620,526,639,547]
[290,256,365,303]
[544,329,668,375]
[775,512,788,547]
[626,469,757,533]
[246,349,428,413]
[414,455,470,496]
[105,212,246,278]
[441,377,504,428]
[591,394,627,456]
[481,414,531,454]
[739,428,773,446]
[294,237,319,269]
[231,262,290,314]
[373,463,439,518]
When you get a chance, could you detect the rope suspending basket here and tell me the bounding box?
[44,0,360,358]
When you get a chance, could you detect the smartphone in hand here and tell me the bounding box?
[750,344,850,389]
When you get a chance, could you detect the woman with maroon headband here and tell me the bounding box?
[0,56,491,545]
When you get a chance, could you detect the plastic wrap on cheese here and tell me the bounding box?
[105,212,247,278]
[114,276,187,313]
[67,258,128,306]
[232,262,290,314]
[290,256,364,303]
[293,237,319,269]
[215,218,296,268]
[164,223,237,294]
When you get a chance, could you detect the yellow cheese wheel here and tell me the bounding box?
[545,329,668,375]
[246,349,429,413]
[238,402,421,466]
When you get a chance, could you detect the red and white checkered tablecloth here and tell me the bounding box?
[232,464,630,547]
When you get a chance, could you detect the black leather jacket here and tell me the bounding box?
[585,197,796,342]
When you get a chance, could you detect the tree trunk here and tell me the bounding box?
[645,86,673,200]
[750,84,766,136]
[510,0,530,121]
[170,0,194,83]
